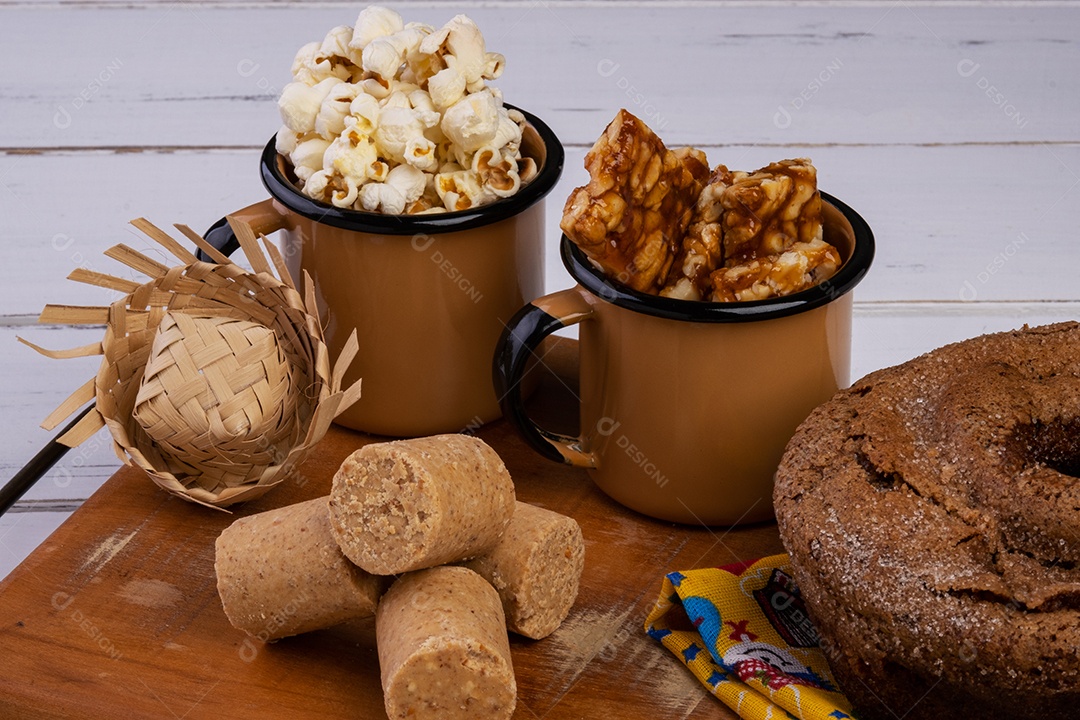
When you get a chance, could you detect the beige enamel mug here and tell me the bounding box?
[204,108,563,437]
[494,195,874,525]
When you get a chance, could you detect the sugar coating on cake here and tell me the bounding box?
[775,322,1080,720]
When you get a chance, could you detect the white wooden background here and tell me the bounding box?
[2,1,1078,581]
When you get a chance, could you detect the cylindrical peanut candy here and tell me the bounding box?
[215,496,384,641]
[329,434,515,575]
[377,566,516,720]
[464,501,585,639]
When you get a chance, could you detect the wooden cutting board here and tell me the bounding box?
[0,338,785,719]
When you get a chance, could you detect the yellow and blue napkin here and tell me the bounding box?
[644,554,857,720]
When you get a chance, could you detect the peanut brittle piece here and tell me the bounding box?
[661,165,744,300]
[671,146,711,185]
[662,158,837,301]
[709,237,841,302]
[719,158,824,264]
[560,110,705,293]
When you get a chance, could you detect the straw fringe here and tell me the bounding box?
[23,219,361,509]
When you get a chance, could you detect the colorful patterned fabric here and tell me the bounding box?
[644,554,857,720]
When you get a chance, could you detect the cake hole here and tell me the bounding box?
[1009,418,1080,479]
[856,451,902,492]
[1033,590,1080,613]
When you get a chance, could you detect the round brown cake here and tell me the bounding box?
[775,322,1080,720]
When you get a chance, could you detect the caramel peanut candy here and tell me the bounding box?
[329,434,515,575]
[377,566,516,720]
[661,164,745,300]
[663,158,839,300]
[214,497,385,641]
[463,501,585,639]
[709,237,841,302]
[717,158,824,264]
[672,145,711,185]
[559,109,705,293]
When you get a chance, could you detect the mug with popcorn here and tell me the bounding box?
[204,6,564,437]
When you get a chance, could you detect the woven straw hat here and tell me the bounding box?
[22,217,361,509]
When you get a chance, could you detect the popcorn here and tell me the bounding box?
[302,169,332,201]
[363,25,430,81]
[358,76,392,100]
[472,146,520,198]
[349,93,381,134]
[304,170,362,209]
[359,182,406,214]
[404,136,438,172]
[291,42,352,86]
[315,82,361,139]
[427,67,466,110]
[435,169,493,211]
[491,113,522,153]
[320,26,357,64]
[407,90,440,128]
[368,160,391,182]
[483,53,505,81]
[374,106,425,163]
[291,135,332,181]
[275,124,300,156]
[385,163,427,204]
[441,89,500,153]
[350,6,404,50]
[279,78,342,134]
[324,122,379,179]
[420,15,487,90]
[277,5,537,214]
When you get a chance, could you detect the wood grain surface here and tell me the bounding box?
[0,338,776,720]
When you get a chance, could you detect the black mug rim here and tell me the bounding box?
[259,104,564,236]
[560,191,875,323]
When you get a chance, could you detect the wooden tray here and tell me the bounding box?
[0,338,785,719]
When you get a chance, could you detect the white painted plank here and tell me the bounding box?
[0,325,120,503]
[2,143,1077,318]
[1,5,1077,148]
[0,510,73,582]
[9,1,973,6]
[850,301,1080,381]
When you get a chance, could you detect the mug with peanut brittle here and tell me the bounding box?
[495,109,873,525]
[494,195,873,526]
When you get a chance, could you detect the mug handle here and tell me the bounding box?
[493,287,598,468]
[201,198,288,260]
